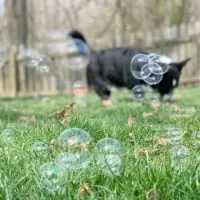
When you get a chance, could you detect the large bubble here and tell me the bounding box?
[57,128,91,148]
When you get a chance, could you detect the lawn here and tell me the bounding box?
[0,86,200,200]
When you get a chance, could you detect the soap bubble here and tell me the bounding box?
[40,162,63,194]
[37,57,51,74]
[95,138,122,153]
[192,131,200,147]
[132,85,146,100]
[73,81,88,97]
[40,162,63,179]
[56,152,91,171]
[130,54,149,79]
[170,145,190,171]
[170,145,189,158]
[97,154,122,176]
[32,142,49,151]
[150,55,170,74]
[57,128,91,148]
[1,129,15,144]
[141,64,163,85]
[166,127,184,145]
[66,39,90,70]
[148,62,164,75]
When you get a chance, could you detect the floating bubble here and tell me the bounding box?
[37,57,51,74]
[56,152,91,171]
[32,142,49,151]
[95,138,122,153]
[150,55,169,74]
[42,179,61,194]
[66,39,89,71]
[141,64,163,85]
[97,154,122,176]
[148,62,164,75]
[57,128,91,148]
[130,54,149,79]
[132,85,146,100]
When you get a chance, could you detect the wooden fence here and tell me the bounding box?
[0,22,200,97]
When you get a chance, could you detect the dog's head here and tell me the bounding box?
[152,57,191,101]
[68,30,88,44]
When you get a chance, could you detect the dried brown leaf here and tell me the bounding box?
[56,102,75,119]
[78,182,90,196]
[153,136,170,147]
[135,147,149,158]
[19,115,36,123]
[102,99,113,107]
[127,114,136,126]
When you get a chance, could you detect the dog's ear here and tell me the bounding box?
[170,57,191,72]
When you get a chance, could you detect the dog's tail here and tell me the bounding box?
[68,30,88,44]
[171,57,191,72]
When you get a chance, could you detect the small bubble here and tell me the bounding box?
[32,142,49,151]
[132,85,146,101]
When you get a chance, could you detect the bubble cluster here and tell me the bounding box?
[130,54,170,85]
[38,128,123,194]
[66,39,90,71]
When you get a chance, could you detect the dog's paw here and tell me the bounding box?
[102,99,113,107]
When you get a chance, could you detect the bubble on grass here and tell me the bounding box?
[170,145,190,171]
[56,152,91,171]
[40,162,63,194]
[132,85,146,100]
[130,54,150,79]
[166,127,184,145]
[97,154,122,176]
[1,129,15,144]
[32,142,49,151]
[192,131,200,147]
[95,138,122,153]
[57,128,91,148]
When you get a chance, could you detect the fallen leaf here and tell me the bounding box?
[56,102,75,118]
[153,136,170,147]
[78,182,90,196]
[142,112,154,118]
[146,189,164,199]
[127,114,136,126]
[102,99,113,107]
[19,115,36,123]
[135,148,149,158]
[151,101,160,111]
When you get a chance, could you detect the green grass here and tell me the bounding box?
[0,86,200,200]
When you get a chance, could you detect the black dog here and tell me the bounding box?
[68,30,191,101]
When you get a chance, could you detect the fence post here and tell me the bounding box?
[8,45,18,97]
